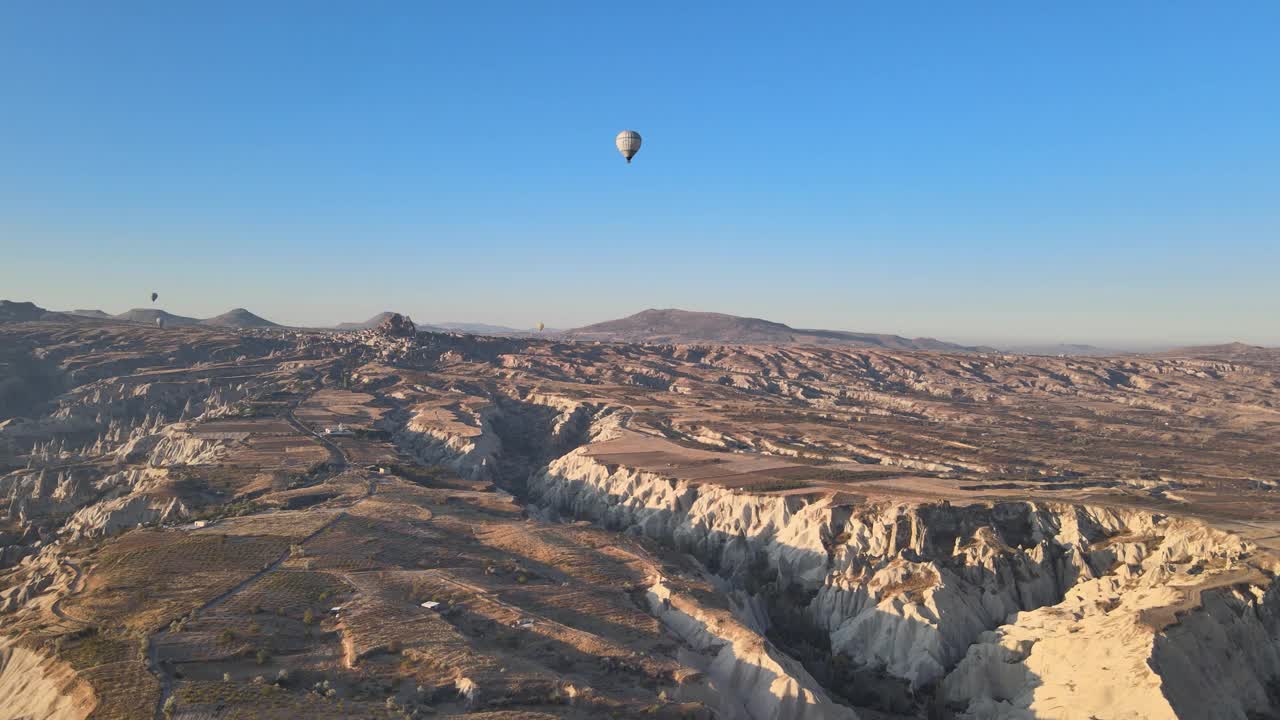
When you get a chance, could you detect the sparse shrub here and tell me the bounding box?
[162,696,176,718]
[387,639,402,654]
[289,544,305,558]
[248,621,261,634]
[318,590,331,601]
[256,648,270,665]
[303,608,315,625]
[219,629,236,643]
[275,669,290,685]
[223,672,232,682]
[253,674,266,684]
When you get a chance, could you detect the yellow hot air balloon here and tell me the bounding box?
[537,322,545,332]
[615,130,642,164]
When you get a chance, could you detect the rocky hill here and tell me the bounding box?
[113,308,201,326]
[1164,341,1279,362]
[66,307,284,329]
[0,301,67,323]
[333,311,400,330]
[199,308,280,328]
[334,312,456,333]
[65,309,113,320]
[563,308,982,351]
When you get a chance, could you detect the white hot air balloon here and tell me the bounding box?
[156,317,165,329]
[615,130,642,164]
[537,321,545,332]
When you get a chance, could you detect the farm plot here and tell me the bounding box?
[63,530,291,631]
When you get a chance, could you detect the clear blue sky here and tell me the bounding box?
[2,2,1277,345]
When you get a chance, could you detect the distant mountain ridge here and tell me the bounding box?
[433,321,527,335]
[997,343,1114,356]
[66,307,282,328]
[1163,342,1279,361]
[562,309,985,351]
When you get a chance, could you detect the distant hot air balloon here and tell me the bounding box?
[537,322,545,332]
[151,292,158,303]
[155,317,165,329]
[615,130,642,164]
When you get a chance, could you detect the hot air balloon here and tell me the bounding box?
[537,322,545,332]
[155,317,165,329]
[615,130,642,164]
[151,292,158,303]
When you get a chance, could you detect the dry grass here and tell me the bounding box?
[221,569,351,617]
[78,659,159,720]
[65,530,290,630]
[176,680,385,719]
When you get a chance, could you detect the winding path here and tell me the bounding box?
[285,408,349,472]
[49,559,85,627]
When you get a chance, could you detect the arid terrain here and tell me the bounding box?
[2,311,1279,719]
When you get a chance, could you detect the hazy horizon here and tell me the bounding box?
[4,294,1271,350]
[3,4,1277,347]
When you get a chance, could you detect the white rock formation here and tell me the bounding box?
[0,640,93,720]
[645,579,857,720]
[528,447,1280,716]
[390,407,500,480]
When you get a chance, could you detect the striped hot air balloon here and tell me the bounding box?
[615,130,642,164]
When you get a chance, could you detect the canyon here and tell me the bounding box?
[1,314,1278,719]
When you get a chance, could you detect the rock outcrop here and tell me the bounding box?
[376,313,417,338]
